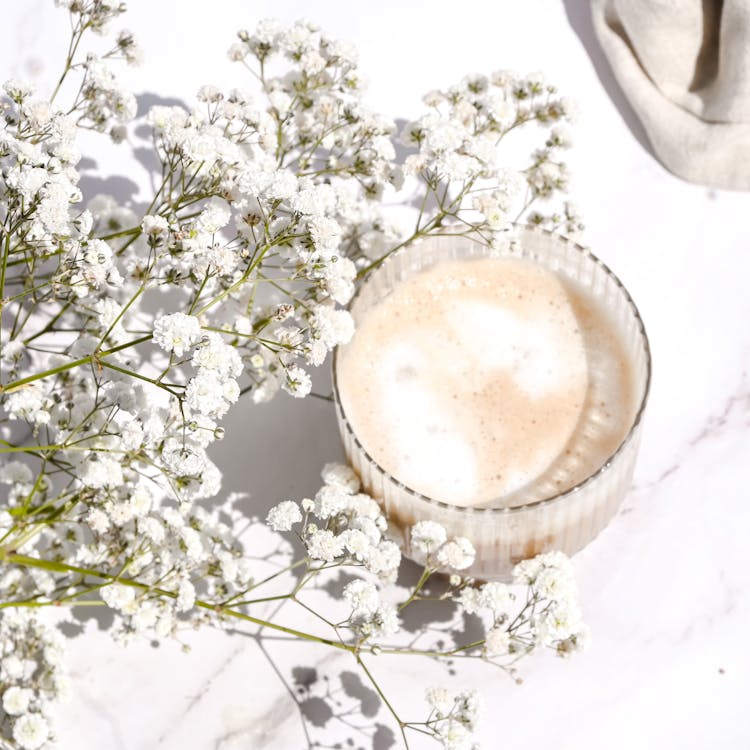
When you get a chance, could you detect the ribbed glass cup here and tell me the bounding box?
[332,226,651,580]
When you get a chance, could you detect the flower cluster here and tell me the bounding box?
[78,56,137,138]
[0,5,587,748]
[452,550,589,660]
[410,520,476,571]
[398,70,581,245]
[89,498,255,643]
[263,470,588,749]
[267,463,402,590]
[512,551,590,655]
[134,19,405,402]
[0,79,82,253]
[0,611,68,750]
[425,687,482,750]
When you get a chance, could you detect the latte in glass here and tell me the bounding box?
[333,227,650,579]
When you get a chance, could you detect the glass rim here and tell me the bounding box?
[331,224,652,516]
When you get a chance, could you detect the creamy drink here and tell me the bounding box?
[336,256,637,509]
[333,228,650,579]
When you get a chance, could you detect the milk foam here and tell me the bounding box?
[336,256,637,508]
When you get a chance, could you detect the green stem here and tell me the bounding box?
[96,284,146,349]
[221,557,310,605]
[21,463,47,514]
[23,302,71,345]
[379,639,486,657]
[356,654,410,748]
[98,227,142,242]
[230,594,292,607]
[356,213,442,280]
[0,228,10,381]
[399,567,432,611]
[188,272,211,315]
[0,335,152,393]
[0,550,486,658]
[50,18,86,104]
[3,553,351,652]
[0,599,105,610]
[0,226,10,304]
[98,359,181,396]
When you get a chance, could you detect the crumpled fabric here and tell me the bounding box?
[592,0,750,190]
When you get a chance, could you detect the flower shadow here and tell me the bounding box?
[287,659,396,750]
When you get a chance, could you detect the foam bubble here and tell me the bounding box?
[449,299,587,398]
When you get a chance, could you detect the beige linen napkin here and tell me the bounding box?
[592,0,750,189]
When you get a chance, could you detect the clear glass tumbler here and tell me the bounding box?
[332,226,651,580]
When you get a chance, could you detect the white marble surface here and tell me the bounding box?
[3,1,750,748]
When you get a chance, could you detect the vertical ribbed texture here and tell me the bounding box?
[333,227,651,580]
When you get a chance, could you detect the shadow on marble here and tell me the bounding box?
[249,639,398,750]
[561,0,654,159]
[77,92,189,214]
[78,173,142,209]
[57,600,116,638]
[216,367,343,519]
[290,660,396,749]
[133,92,189,190]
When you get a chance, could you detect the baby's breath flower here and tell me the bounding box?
[196,198,231,233]
[339,528,371,560]
[176,579,196,613]
[308,215,341,255]
[282,365,312,398]
[153,312,203,357]
[321,463,360,493]
[12,713,48,750]
[426,686,453,716]
[101,584,136,612]
[305,528,343,562]
[310,305,354,348]
[484,626,510,656]
[266,500,302,531]
[411,520,448,557]
[436,537,476,571]
[364,540,400,581]
[185,371,238,418]
[0,614,67,747]
[2,686,33,716]
[453,689,482,729]
[86,508,110,534]
[343,579,380,616]
[116,29,143,65]
[3,78,34,102]
[556,624,591,657]
[313,484,349,519]
[142,214,169,234]
[81,456,123,489]
[456,587,483,615]
[435,720,474,750]
[355,601,400,638]
[537,599,584,646]
[426,687,482,749]
[479,581,513,617]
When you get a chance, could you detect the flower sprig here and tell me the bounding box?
[260,466,588,749]
[0,5,586,748]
